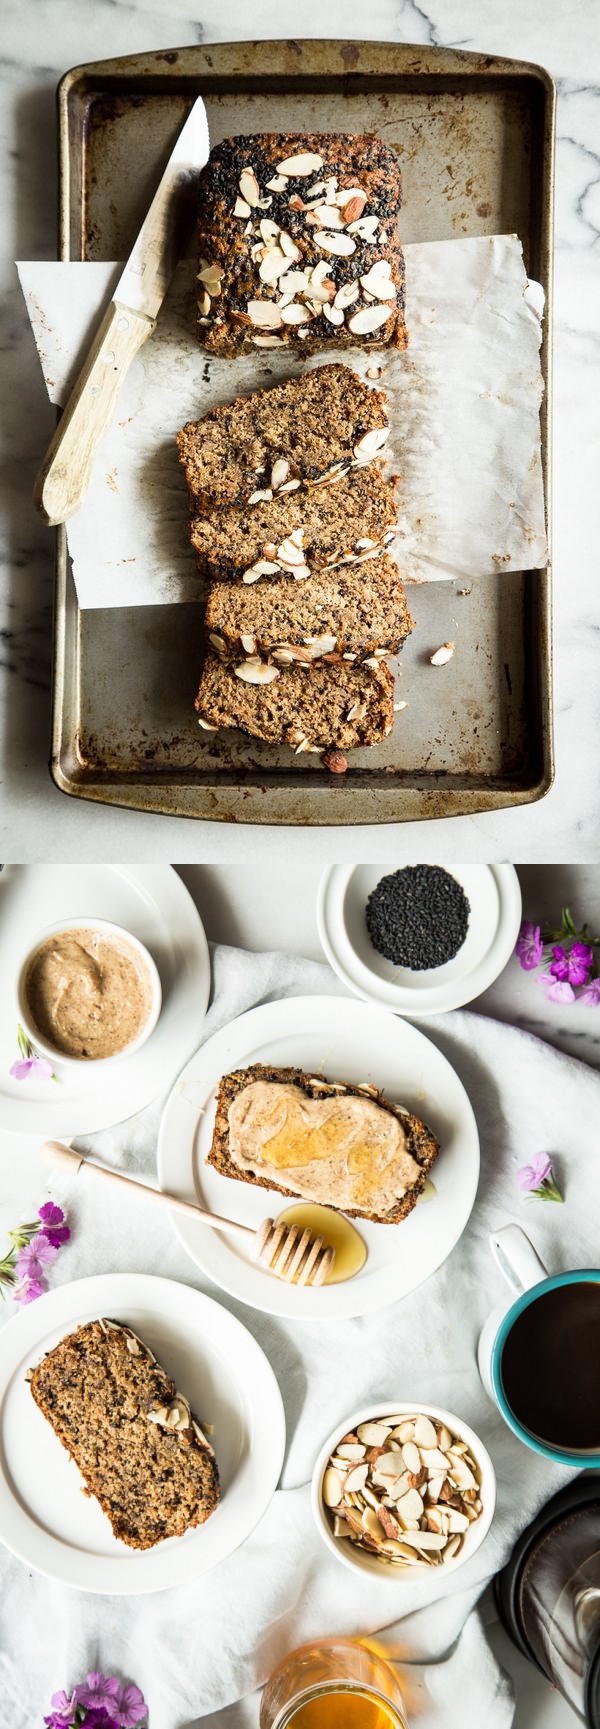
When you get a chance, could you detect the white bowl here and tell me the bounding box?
[16,917,162,1071]
[312,1399,496,1580]
[317,864,522,1017]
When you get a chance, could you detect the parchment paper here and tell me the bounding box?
[18,234,547,608]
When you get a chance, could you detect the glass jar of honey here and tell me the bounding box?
[259,1636,408,1729]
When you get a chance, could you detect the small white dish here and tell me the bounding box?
[16,916,162,1071]
[0,865,210,1134]
[157,993,479,1320]
[317,864,522,1017]
[312,1399,496,1580]
[0,1272,285,1595]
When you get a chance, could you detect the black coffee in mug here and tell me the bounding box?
[500,1280,600,1451]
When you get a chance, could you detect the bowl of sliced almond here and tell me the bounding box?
[312,1401,496,1578]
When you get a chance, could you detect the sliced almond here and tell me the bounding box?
[401,1441,422,1475]
[260,217,281,242]
[253,335,286,348]
[448,1454,477,1490]
[356,1422,393,1446]
[197,262,222,293]
[395,1488,424,1525]
[323,1466,344,1507]
[198,289,211,317]
[267,173,288,191]
[429,642,455,666]
[277,151,324,176]
[447,1509,470,1533]
[360,260,397,302]
[347,214,380,238]
[396,1528,447,1551]
[248,488,273,504]
[419,1447,453,1473]
[259,247,291,285]
[197,716,219,731]
[354,426,389,461]
[444,1534,463,1561]
[336,1443,367,1461]
[234,662,280,685]
[426,1473,446,1502]
[208,632,226,652]
[278,478,301,494]
[333,281,360,310]
[240,634,258,655]
[247,300,284,329]
[414,1415,438,1450]
[343,1463,369,1494]
[234,196,251,218]
[242,559,281,583]
[317,231,357,257]
[239,168,260,207]
[281,303,312,325]
[279,229,302,261]
[376,1451,408,1478]
[323,304,344,326]
[347,303,393,335]
[312,203,344,229]
[271,459,290,491]
[362,1507,385,1543]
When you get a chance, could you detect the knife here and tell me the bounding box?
[34,95,210,527]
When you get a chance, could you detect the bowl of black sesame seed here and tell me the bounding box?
[317,864,522,1017]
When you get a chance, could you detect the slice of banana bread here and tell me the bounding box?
[29,1318,220,1550]
[197,132,406,355]
[176,364,389,511]
[208,1064,440,1224]
[205,555,413,663]
[190,466,398,582]
[195,649,395,751]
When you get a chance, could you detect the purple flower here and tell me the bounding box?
[15,1235,58,1281]
[44,1691,77,1728]
[38,1202,70,1248]
[517,1153,552,1192]
[579,975,600,1007]
[115,1682,148,1727]
[14,1276,45,1305]
[515,921,543,971]
[9,1053,54,1081]
[79,1713,120,1729]
[74,1675,122,1714]
[517,1152,563,1203]
[550,941,594,987]
[541,974,576,1004]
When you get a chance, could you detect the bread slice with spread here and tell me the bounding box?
[208,1063,439,1225]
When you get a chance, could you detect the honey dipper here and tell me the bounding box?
[38,1140,336,1286]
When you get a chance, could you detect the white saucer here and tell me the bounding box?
[317,864,522,1016]
[0,866,210,1133]
[0,1273,285,1594]
[157,994,479,1320]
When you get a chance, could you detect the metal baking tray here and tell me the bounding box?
[52,40,555,824]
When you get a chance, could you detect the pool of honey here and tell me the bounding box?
[285,1688,403,1727]
[276,1202,367,1284]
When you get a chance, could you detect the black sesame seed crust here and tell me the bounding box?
[197,132,406,355]
[366,866,471,970]
[208,1064,440,1225]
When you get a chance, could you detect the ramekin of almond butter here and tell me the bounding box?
[311,1401,496,1579]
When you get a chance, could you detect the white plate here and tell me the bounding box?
[0,865,210,1133]
[0,1273,285,1594]
[157,995,479,1320]
[317,864,522,1016]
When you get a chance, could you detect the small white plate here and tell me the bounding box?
[0,1273,285,1594]
[157,995,479,1320]
[0,865,210,1133]
[317,864,522,1016]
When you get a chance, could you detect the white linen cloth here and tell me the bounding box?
[1,942,597,1729]
[17,234,547,605]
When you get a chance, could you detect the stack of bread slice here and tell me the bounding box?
[177,364,412,761]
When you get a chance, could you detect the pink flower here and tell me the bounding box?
[15,1235,58,1282]
[517,1154,552,1192]
[579,976,600,1006]
[74,1675,122,1714]
[116,1681,148,1726]
[541,975,576,1004]
[44,1690,77,1727]
[38,1202,70,1248]
[9,1054,54,1081]
[550,941,594,987]
[515,921,543,971]
[14,1277,45,1305]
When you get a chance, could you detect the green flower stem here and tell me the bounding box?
[531,1178,564,1203]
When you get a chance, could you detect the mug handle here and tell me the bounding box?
[489,1224,549,1295]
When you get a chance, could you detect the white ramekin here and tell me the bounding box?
[16,916,162,1070]
[312,1399,496,1580]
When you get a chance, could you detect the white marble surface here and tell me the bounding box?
[0,860,598,1726]
[1,0,599,859]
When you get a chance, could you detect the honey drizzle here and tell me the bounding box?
[275,1202,367,1285]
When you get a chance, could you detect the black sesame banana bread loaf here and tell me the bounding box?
[205,555,413,663]
[195,649,395,752]
[208,1063,439,1224]
[190,465,398,582]
[176,364,389,511]
[29,1318,220,1550]
[197,132,407,355]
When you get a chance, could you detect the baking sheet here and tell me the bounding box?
[51,39,555,823]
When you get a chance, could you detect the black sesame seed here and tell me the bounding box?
[365,865,470,971]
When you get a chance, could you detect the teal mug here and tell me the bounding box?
[478,1225,600,1466]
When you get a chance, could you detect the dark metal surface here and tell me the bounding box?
[52,39,555,824]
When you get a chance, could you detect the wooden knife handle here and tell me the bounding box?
[33,298,154,526]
